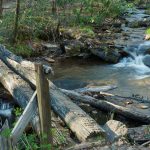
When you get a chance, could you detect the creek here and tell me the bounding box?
[52,8,150,125]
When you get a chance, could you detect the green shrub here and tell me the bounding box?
[56,0,128,25]
[146,28,150,34]
[0,0,128,57]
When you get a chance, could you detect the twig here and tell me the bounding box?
[140,140,150,147]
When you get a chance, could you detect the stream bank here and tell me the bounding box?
[50,4,150,134]
[1,1,150,149]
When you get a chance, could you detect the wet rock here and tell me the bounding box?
[128,125,150,144]
[127,42,150,55]
[145,34,150,40]
[128,18,150,28]
[64,40,84,57]
[125,45,139,54]
[78,53,91,59]
[41,43,59,52]
[90,47,121,63]
[143,55,150,67]
[103,120,128,143]
[43,57,55,63]
[0,99,15,127]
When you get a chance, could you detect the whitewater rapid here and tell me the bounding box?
[115,41,150,79]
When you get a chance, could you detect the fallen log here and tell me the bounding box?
[73,85,117,94]
[98,92,150,109]
[67,140,106,150]
[61,89,150,123]
[98,92,150,104]
[0,59,67,145]
[0,45,53,87]
[0,46,105,142]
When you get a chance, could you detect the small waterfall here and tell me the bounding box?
[115,41,150,78]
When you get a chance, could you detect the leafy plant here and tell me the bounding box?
[14,107,22,117]
[146,28,150,34]
[0,128,11,138]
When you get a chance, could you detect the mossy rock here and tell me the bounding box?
[60,27,95,40]
[64,40,85,57]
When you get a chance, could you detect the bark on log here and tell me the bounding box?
[98,92,150,108]
[99,91,150,104]
[0,60,67,145]
[0,46,105,142]
[61,89,150,123]
[67,140,106,150]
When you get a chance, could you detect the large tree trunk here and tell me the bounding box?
[0,46,105,142]
[61,89,150,123]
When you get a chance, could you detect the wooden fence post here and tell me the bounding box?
[35,63,53,149]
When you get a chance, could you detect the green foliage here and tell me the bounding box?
[57,0,127,25]
[0,0,128,41]
[8,43,34,58]
[0,0,58,41]
[146,28,150,34]
[132,0,149,5]
[13,107,22,117]
[18,133,40,150]
[79,26,95,36]
[0,128,11,138]
[0,0,129,58]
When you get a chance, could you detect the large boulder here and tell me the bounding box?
[63,40,85,57]
[143,55,150,67]
[138,42,150,55]
[126,42,150,56]
[90,47,121,63]
[103,120,128,143]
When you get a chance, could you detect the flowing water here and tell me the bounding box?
[53,9,150,103]
[115,41,150,80]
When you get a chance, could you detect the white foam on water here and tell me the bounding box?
[114,42,150,79]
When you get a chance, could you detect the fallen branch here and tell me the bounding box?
[61,89,150,123]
